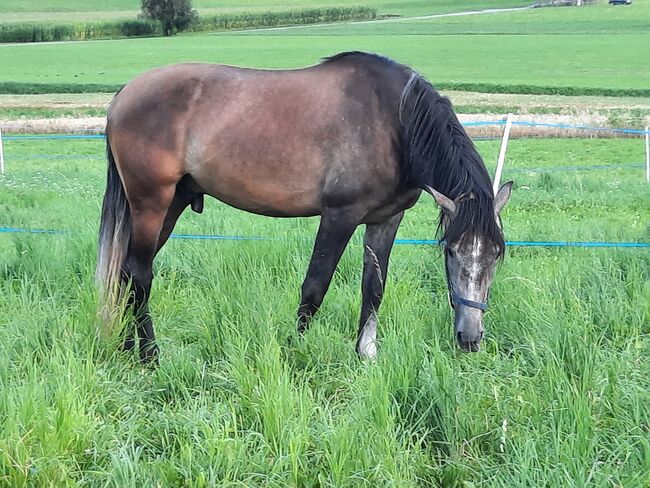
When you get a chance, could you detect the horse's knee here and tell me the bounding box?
[300,278,325,307]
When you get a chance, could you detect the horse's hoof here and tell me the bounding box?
[139,344,160,366]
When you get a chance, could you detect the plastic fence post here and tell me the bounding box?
[0,128,4,175]
[493,113,513,194]
[640,127,650,183]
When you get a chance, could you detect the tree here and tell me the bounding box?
[140,0,198,36]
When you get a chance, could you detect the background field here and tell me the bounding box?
[2,1,649,97]
[1,0,650,486]
[0,0,530,21]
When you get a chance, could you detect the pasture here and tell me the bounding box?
[1,0,649,97]
[1,135,649,486]
[1,0,650,485]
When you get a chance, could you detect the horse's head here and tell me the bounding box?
[426,182,513,352]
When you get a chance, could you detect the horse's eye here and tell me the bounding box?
[447,248,455,257]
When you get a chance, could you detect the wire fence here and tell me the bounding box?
[2,120,650,140]
[1,226,648,249]
[1,118,649,249]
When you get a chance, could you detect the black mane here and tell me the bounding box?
[322,51,399,67]
[322,51,504,255]
[398,72,505,256]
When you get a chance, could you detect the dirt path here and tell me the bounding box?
[2,112,644,138]
[1,90,648,137]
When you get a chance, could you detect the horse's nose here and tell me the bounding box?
[456,329,483,352]
[455,306,484,352]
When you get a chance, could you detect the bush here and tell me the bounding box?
[140,0,198,36]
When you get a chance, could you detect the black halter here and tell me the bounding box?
[443,243,489,312]
[449,287,488,311]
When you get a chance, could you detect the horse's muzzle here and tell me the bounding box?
[456,330,483,352]
[455,311,484,352]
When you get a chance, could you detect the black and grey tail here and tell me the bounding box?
[96,135,131,336]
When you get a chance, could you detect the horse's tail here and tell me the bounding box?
[96,134,131,336]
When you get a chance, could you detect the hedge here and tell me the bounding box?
[434,81,650,98]
[0,82,123,95]
[190,7,376,32]
[0,20,160,43]
[3,80,649,98]
[0,6,376,43]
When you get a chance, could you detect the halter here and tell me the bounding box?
[449,287,488,311]
[443,242,489,312]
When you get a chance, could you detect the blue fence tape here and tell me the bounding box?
[1,226,647,248]
[3,120,649,141]
[462,119,650,135]
[506,162,644,173]
[3,134,105,141]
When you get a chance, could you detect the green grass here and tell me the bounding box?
[0,106,106,118]
[279,1,650,35]
[1,33,649,95]
[1,1,648,96]
[0,136,649,485]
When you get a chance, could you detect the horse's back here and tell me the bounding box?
[107,57,412,218]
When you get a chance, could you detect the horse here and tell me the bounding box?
[96,51,512,364]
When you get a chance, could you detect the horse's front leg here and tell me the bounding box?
[356,211,403,360]
[297,208,359,333]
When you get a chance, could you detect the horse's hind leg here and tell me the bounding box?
[297,208,359,333]
[122,185,176,364]
[155,177,203,255]
[356,212,403,359]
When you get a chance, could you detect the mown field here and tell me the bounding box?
[1,0,649,97]
[0,135,649,486]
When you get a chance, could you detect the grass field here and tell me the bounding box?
[1,0,649,485]
[0,136,649,485]
[0,0,531,21]
[1,1,649,97]
[2,34,648,93]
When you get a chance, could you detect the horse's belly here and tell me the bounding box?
[191,161,323,217]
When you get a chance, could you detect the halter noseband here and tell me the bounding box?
[449,287,488,311]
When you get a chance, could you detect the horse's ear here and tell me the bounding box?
[494,181,513,216]
[424,185,456,216]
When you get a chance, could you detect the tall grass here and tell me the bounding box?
[0,137,648,485]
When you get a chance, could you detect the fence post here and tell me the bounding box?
[645,127,650,183]
[0,128,4,175]
[493,113,513,194]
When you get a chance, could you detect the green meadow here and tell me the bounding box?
[1,1,650,486]
[1,1,649,96]
[0,136,649,486]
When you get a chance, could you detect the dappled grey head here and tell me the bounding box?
[426,182,513,352]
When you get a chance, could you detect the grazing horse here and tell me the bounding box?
[97,51,512,364]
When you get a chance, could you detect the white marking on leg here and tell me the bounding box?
[358,313,378,360]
